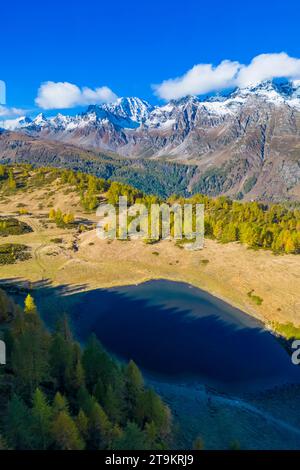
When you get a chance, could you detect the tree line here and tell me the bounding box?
[59,168,300,253]
[1,165,299,254]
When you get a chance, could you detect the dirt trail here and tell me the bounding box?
[20,216,48,279]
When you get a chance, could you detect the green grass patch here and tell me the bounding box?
[0,243,31,264]
[247,289,263,305]
[200,259,210,265]
[270,321,300,339]
[0,218,33,237]
[50,238,63,244]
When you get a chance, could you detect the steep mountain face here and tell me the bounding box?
[1,80,300,200]
[103,97,154,123]
[0,131,197,198]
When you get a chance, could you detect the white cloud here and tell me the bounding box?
[237,53,300,87]
[154,53,300,100]
[154,60,240,100]
[35,81,118,109]
[0,105,25,118]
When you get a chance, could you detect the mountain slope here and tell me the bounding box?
[1,80,300,200]
[0,131,197,198]
[5,79,300,157]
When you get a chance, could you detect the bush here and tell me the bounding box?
[50,238,63,244]
[49,209,75,228]
[0,244,31,264]
[247,290,263,305]
[270,321,300,339]
[0,218,33,237]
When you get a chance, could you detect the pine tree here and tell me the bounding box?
[24,293,36,314]
[112,422,148,450]
[124,360,144,419]
[125,360,143,389]
[220,223,238,243]
[82,335,112,391]
[145,421,158,448]
[213,220,224,239]
[52,411,84,450]
[136,389,171,438]
[71,359,85,391]
[76,409,89,440]
[48,208,56,221]
[285,234,296,254]
[88,402,111,449]
[55,208,63,226]
[77,386,95,416]
[11,317,49,395]
[62,213,74,225]
[102,383,123,423]
[49,332,73,391]
[52,392,69,416]
[6,395,33,449]
[31,388,52,449]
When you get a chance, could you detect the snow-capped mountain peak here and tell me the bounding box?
[33,113,48,126]
[231,79,300,106]
[1,79,300,136]
[104,97,154,123]
[0,116,32,130]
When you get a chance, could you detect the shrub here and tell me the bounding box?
[0,244,31,264]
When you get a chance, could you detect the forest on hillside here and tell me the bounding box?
[0,289,172,450]
[1,164,299,254]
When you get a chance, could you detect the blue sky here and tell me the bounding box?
[1,0,300,115]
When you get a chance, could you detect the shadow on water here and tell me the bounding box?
[1,277,300,394]
[3,277,300,449]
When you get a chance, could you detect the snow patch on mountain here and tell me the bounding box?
[2,79,300,133]
[0,116,32,130]
[104,97,153,122]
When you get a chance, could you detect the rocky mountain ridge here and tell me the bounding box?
[1,79,300,200]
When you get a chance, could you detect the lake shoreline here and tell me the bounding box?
[2,278,300,450]
[0,273,291,343]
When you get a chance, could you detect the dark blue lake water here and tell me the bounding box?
[5,278,300,448]
[31,279,300,393]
